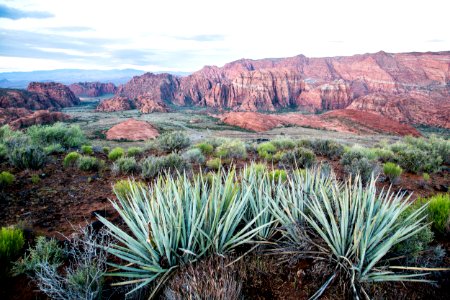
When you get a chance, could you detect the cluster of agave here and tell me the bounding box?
[98,164,437,299]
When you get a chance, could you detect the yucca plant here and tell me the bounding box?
[97,170,270,296]
[298,176,431,299]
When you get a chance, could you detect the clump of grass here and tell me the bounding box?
[13,236,63,276]
[426,194,450,234]
[43,143,64,155]
[271,137,296,150]
[81,145,93,155]
[158,131,191,153]
[309,139,344,159]
[182,148,205,165]
[26,123,86,148]
[194,142,214,155]
[280,147,316,168]
[63,152,81,168]
[383,162,403,183]
[126,147,143,157]
[215,139,247,160]
[8,145,46,170]
[141,153,188,178]
[0,171,15,187]
[206,158,221,170]
[422,173,430,182]
[108,147,124,161]
[257,142,277,160]
[0,227,24,262]
[112,157,139,175]
[31,174,40,184]
[77,156,104,172]
[102,147,110,154]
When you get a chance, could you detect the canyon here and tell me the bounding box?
[101,51,450,129]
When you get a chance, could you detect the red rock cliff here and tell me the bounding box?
[69,82,117,97]
[115,51,450,128]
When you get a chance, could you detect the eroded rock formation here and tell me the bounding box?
[69,82,117,97]
[112,51,450,128]
[106,119,159,141]
[0,107,70,129]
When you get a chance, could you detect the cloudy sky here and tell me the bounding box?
[0,0,449,72]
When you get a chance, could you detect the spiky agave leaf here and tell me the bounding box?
[299,175,431,299]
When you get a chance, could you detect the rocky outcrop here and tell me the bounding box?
[218,110,420,136]
[0,107,70,129]
[96,95,167,113]
[8,110,70,129]
[96,96,135,112]
[114,51,450,128]
[26,82,80,108]
[135,96,168,113]
[106,119,159,141]
[0,82,80,111]
[69,82,117,97]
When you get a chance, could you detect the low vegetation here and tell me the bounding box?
[0,227,24,262]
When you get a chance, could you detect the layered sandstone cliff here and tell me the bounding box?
[69,82,117,97]
[110,51,450,128]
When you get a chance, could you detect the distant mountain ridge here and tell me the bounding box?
[0,69,191,88]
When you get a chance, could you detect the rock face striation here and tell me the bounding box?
[107,51,450,128]
[106,119,159,141]
[69,82,117,97]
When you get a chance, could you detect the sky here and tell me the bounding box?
[0,0,449,72]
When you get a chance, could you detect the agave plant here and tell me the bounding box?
[298,175,431,299]
[98,170,271,296]
[269,166,335,245]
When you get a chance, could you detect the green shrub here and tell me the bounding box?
[108,147,124,161]
[141,153,188,178]
[309,139,344,159]
[0,227,24,261]
[393,205,434,263]
[63,152,81,168]
[280,147,316,168]
[395,148,442,173]
[422,173,430,182]
[182,148,205,165]
[77,156,104,172]
[257,142,277,160]
[112,157,139,175]
[81,145,93,155]
[271,137,296,150]
[216,139,247,160]
[383,162,403,183]
[427,194,450,234]
[31,174,40,184]
[195,142,214,155]
[8,145,46,170]
[126,147,143,157]
[269,169,287,182]
[0,143,7,161]
[102,146,110,154]
[341,149,379,182]
[158,131,191,153]
[0,171,15,187]
[12,236,64,276]
[43,143,64,155]
[26,123,86,148]
[206,158,221,170]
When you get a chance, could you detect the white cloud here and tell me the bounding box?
[0,0,449,71]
